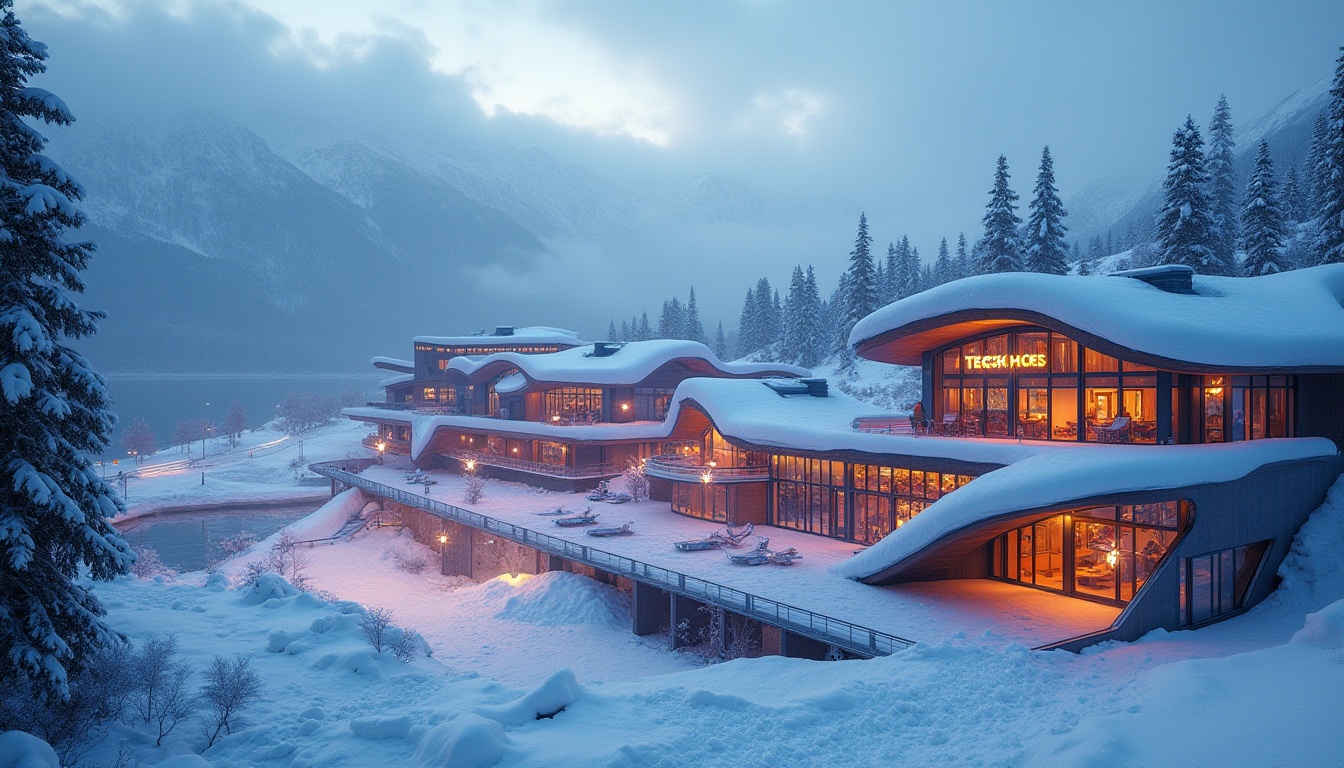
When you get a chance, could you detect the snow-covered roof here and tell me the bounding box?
[371,356,413,373]
[834,437,1340,581]
[850,264,1344,371]
[378,373,414,388]
[414,326,585,347]
[442,339,809,388]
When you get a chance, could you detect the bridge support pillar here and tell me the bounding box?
[631,581,669,637]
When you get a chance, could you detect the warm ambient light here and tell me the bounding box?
[464,459,477,472]
[551,415,561,422]
[700,469,713,484]
[1106,549,1119,568]
[963,353,1047,371]
[512,447,519,454]
[437,534,448,545]
[375,441,386,453]
[620,402,630,411]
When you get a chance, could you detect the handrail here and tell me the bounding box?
[310,460,915,657]
[851,416,915,435]
[644,456,770,482]
[440,449,622,480]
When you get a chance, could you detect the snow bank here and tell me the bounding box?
[486,571,629,627]
[282,487,367,541]
[1291,599,1344,649]
[1274,474,1344,603]
[412,714,506,768]
[474,668,581,726]
[0,732,59,768]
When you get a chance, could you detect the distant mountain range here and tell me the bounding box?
[45,109,778,373]
[1065,77,1331,248]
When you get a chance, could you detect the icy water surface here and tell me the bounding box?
[115,502,317,571]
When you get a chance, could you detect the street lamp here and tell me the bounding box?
[438,533,448,574]
[376,441,386,464]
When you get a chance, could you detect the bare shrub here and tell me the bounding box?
[359,607,394,653]
[392,545,428,574]
[131,636,197,747]
[264,530,310,589]
[462,475,486,504]
[201,655,263,748]
[237,559,272,588]
[388,628,421,663]
[130,545,174,579]
[0,642,137,766]
[623,459,649,502]
[207,531,260,571]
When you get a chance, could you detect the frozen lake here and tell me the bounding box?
[115,501,319,571]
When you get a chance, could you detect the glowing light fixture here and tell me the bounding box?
[700,469,713,485]
[1106,549,1119,568]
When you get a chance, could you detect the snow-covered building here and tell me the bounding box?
[331,267,1344,652]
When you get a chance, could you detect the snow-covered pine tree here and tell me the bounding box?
[782,265,806,364]
[657,296,685,339]
[637,312,651,341]
[619,319,630,342]
[883,243,899,303]
[1282,165,1304,225]
[0,2,133,699]
[1024,146,1070,274]
[977,155,1024,273]
[955,233,970,279]
[934,237,951,285]
[713,321,728,360]
[873,260,885,305]
[1155,116,1219,273]
[1317,47,1344,265]
[901,238,921,296]
[736,288,758,357]
[1307,112,1330,211]
[1207,96,1241,275]
[798,266,825,368]
[1240,140,1287,276]
[843,213,877,331]
[919,261,935,293]
[768,288,783,352]
[607,319,618,341]
[684,287,707,344]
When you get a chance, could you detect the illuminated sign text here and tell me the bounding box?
[963,353,1047,371]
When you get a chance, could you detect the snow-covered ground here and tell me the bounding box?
[111,419,369,520]
[40,470,1344,767]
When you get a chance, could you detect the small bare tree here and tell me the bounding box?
[623,458,649,502]
[359,607,394,653]
[388,628,421,663]
[221,400,248,448]
[131,636,197,747]
[130,545,173,579]
[264,529,310,589]
[201,655,263,748]
[120,417,157,462]
[206,531,259,571]
[462,474,486,504]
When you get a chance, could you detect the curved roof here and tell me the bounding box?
[371,356,413,374]
[414,326,585,347]
[849,264,1344,371]
[443,339,809,388]
[833,438,1339,583]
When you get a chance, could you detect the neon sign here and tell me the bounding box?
[962,353,1047,371]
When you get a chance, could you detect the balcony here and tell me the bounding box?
[441,448,622,480]
[644,455,770,484]
[851,416,916,435]
[363,435,410,454]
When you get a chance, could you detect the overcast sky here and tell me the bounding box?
[21,0,1344,331]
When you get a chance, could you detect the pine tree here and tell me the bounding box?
[736,288,758,357]
[902,238,921,295]
[683,287,707,344]
[1240,141,1288,276]
[0,2,133,699]
[767,287,783,351]
[1207,96,1240,273]
[798,266,825,368]
[782,265,806,363]
[657,297,684,339]
[843,213,877,329]
[883,243,899,302]
[1077,242,1093,276]
[1307,112,1331,211]
[637,312,651,341]
[1282,165,1304,224]
[1317,47,1344,265]
[955,233,970,279]
[977,155,1024,273]
[713,321,728,360]
[607,319,618,341]
[619,319,630,342]
[1155,116,1221,273]
[934,237,951,285]
[1024,146,1070,274]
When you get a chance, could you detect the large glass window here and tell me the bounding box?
[672,483,728,522]
[993,501,1186,605]
[542,388,604,424]
[1179,542,1269,625]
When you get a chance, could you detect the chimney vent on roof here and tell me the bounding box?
[801,378,828,397]
[1109,264,1195,294]
[589,342,624,357]
[494,326,515,336]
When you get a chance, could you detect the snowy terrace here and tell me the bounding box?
[311,461,1121,653]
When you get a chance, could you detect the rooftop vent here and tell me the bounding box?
[763,377,828,397]
[1109,264,1195,294]
[588,341,625,358]
[493,326,515,336]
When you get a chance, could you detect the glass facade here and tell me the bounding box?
[770,454,975,544]
[992,501,1186,605]
[542,388,604,423]
[1179,542,1269,625]
[672,482,729,522]
[935,328,1294,445]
